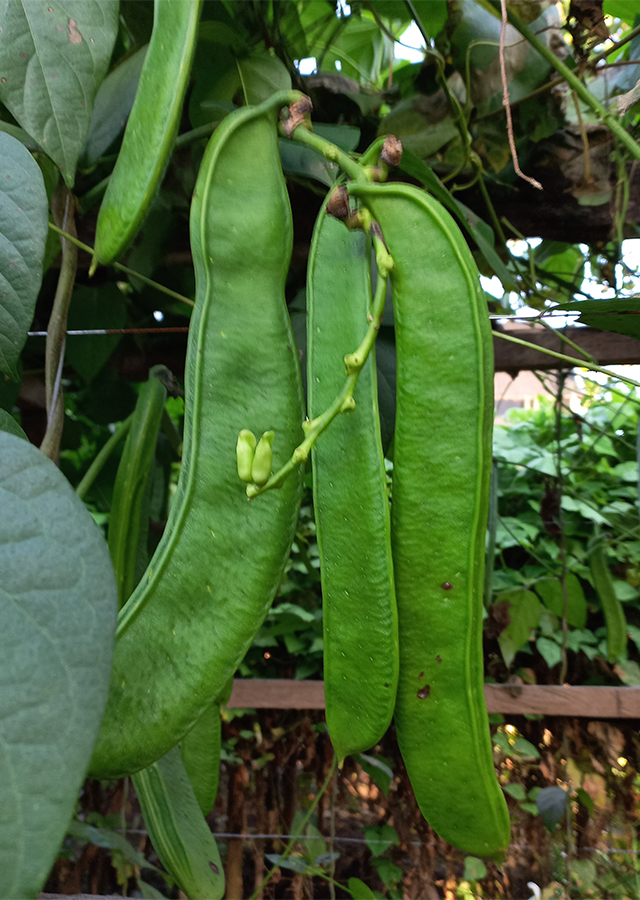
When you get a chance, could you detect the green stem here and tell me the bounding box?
[76,415,134,501]
[41,185,78,463]
[48,223,194,308]
[174,119,221,149]
[493,330,640,388]
[248,756,338,900]
[247,243,389,498]
[80,175,111,213]
[286,124,369,184]
[497,2,640,161]
[537,318,598,365]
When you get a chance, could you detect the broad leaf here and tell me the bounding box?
[494,589,542,667]
[534,574,587,628]
[0,132,48,380]
[536,785,568,831]
[463,856,487,881]
[0,408,26,439]
[0,431,117,898]
[65,284,128,383]
[347,877,376,899]
[81,45,148,167]
[0,1,119,185]
[409,0,448,38]
[555,297,640,342]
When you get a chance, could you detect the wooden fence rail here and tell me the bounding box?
[228,680,640,718]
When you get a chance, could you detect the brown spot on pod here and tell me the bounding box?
[418,671,424,680]
[417,685,431,700]
[441,582,453,591]
[436,655,442,664]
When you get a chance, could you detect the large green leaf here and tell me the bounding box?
[555,297,640,342]
[409,0,448,39]
[65,284,128,383]
[534,574,587,628]
[0,408,27,439]
[0,431,117,898]
[0,1,119,186]
[0,132,48,380]
[494,589,542,667]
[603,1,640,24]
[81,45,148,168]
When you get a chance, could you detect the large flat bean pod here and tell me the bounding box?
[307,208,397,762]
[89,92,305,778]
[92,0,202,266]
[349,182,510,860]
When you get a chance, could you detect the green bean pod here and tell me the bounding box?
[590,540,627,662]
[92,0,202,268]
[108,365,168,609]
[349,181,510,860]
[180,676,233,818]
[307,206,398,763]
[180,705,222,819]
[89,91,305,778]
[132,746,224,899]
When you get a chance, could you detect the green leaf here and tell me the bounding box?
[373,858,403,886]
[0,431,117,898]
[0,132,49,380]
[0,408,27,440]
[512,736,540,759]
[0,1,119,186]
[315,17,390,85]
[398,149,517,289]
[536,785,568,831]
[555,297,640,342]
[534,574,587,628]
[494,589,542,667]
[575,787,594,817]
[536,636,562,669]
[237,52,292,105]
[380,98,459,158]
[364,824,398,858]
[463,856,487,881]
[67,820,163,875]
[615,659,640,685]
[354,753,393,796]
[603,1,640,24]
[348,876,376,900]
[132,746,225,900]
[314,123,361,153]
[81,45,148,167]
[503,782,526,800]
[279,138,339,187]
[65,284,128,383]
[409,0,448,38]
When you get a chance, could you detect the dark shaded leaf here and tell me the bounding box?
[536,785,568,831]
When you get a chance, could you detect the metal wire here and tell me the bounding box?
[113,828,640,854]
